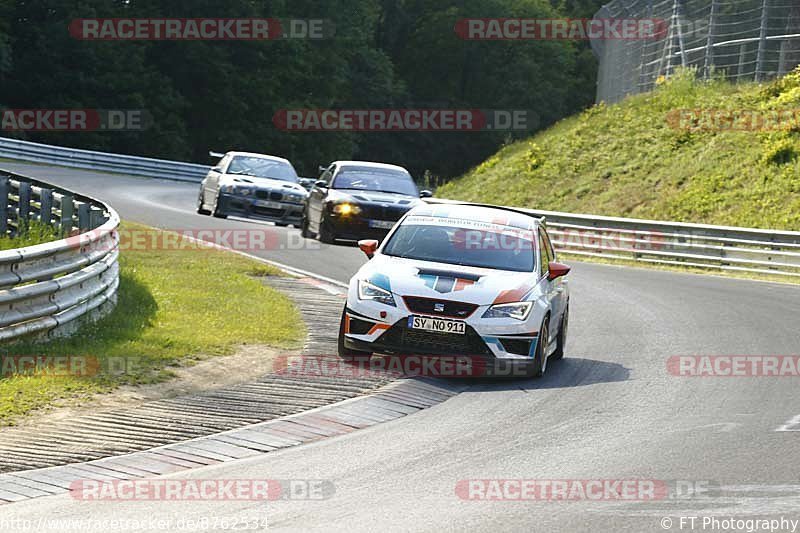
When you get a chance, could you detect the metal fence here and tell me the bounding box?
[0,137,209,182]
[593,0,800,103]
[425,199,800,279]
[0,170,120,342]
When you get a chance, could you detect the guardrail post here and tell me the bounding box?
[60,195,74,235]
[40,188,53,225]
[89,207,104,229]
[78,202,90,231]
[0,177,8,236]
[17,181,31,224]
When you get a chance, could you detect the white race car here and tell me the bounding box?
[338,203,571,378]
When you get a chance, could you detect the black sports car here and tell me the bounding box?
[301,161,431,243]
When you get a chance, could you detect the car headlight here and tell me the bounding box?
[482,301,533,321]
[333,202,361,215]
[357,279,396,307]
[220,185,251,196]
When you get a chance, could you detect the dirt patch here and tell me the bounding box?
[7,344,298,430]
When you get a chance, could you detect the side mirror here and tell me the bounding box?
[419,190,433,198]
[547,262,571,281]
[358,239,379,259]
[314,179,328,189]
[318,165,327,173]
[211,166,224,173]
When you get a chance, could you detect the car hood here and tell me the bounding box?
[329,189,420,206]
[220,175,308,194]
[357,254,537,306]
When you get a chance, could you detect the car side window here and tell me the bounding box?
[216,155,230,172]
[538,232,549,278]
[542,228,556,263]
[321,165,335,185]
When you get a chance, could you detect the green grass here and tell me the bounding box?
[0,222,304,425]
[438,67,800,231]
[0,220,61,251]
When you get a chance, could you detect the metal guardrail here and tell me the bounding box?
[425,199,800,279]
[0,169,120,342]
[0,138,209,182]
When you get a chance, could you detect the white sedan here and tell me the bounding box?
[338,203,571,378]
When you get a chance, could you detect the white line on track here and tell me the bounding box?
[775,414,800,431]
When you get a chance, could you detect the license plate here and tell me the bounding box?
[256,200,282,209]
[408,315,466,335]
[368,219,395,230]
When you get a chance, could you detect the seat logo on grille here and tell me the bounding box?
[434,303,445,313]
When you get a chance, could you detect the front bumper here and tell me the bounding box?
[342,306,540,361]
[323,213,399,240]
[219,193,304,224]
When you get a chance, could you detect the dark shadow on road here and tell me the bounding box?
[438,356,631,391]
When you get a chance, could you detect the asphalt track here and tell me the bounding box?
[2,162,800,533]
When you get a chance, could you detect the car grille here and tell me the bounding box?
[377,321,492,357]
[498,337,534,356]
[254,190,284,201]
[348,316,374,335]
[403,297,478,318]
[360,204,410,221]
[253,206,284,217]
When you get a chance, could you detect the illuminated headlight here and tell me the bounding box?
[357,279,396,307]
[482,301,532,321]
[333,202,361,215]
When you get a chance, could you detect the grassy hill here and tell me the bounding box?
[437,68,800,231]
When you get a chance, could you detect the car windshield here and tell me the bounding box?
[382,221,536,272]
[226,156,298,182]
[332,167,418,196]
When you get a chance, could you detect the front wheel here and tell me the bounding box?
[526,318,550,378]
[300,211,315,238]
[337,307,372,360]
[212,194,227,219]
[551,306,568,361]
[318,218,336,244]
[196,189,210,215]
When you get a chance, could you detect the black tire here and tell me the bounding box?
[337,307,372,359]
[551,305,568,361]
[196,189,211,215]
[318,218,336,244]
[300,211,315,238]
[212,194,227,219]
[526,318,550,378]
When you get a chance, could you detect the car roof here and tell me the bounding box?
[225,151,293,165]
[331,161,409,173]
[406,203,543,231]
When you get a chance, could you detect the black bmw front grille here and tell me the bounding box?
[403,297,478,318]
[377,321,492,357]
[360,204,410,221]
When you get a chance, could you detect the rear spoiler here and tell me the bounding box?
[209,151,225,158]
